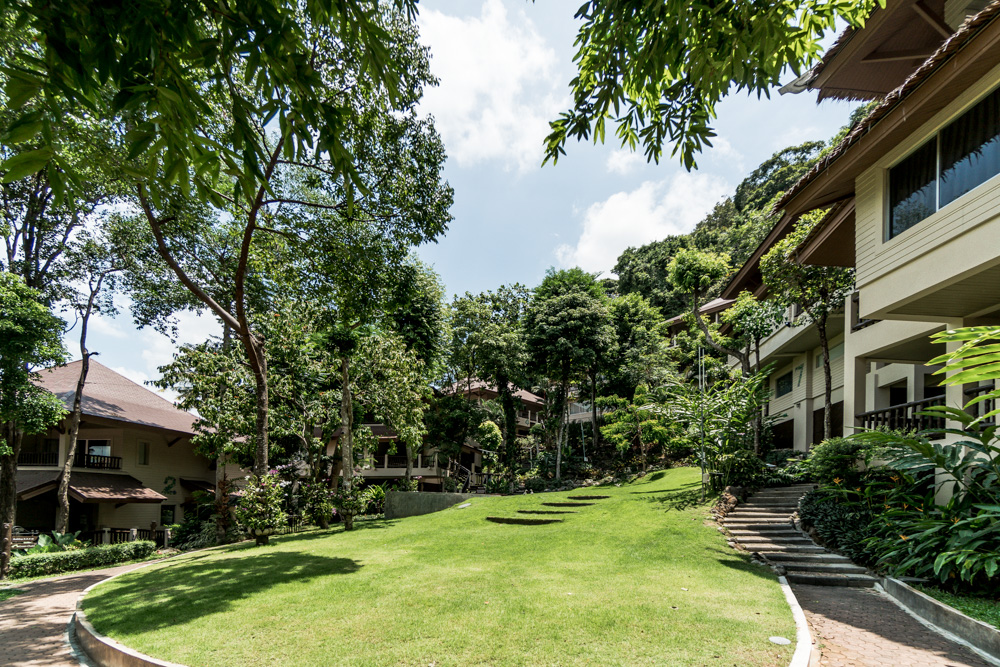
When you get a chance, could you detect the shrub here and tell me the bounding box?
[234,472,288,539]
[797,489,876,564]
[764,449,799,466]
[9,541,156,579]
[804,437,872,485]
[300,480,335,527]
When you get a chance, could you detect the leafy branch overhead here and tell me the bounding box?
[545,0,882,169]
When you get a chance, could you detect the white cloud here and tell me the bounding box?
[418,0,565,172]
[556,172,731,274]
[87,312,128,339]
[605,149,646,175]
[706,137,745,171]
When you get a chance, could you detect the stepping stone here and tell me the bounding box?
[542,502,594,507]
[567,495,609,500]
[517,510,577,515]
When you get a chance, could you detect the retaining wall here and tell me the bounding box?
[385,491,478,519]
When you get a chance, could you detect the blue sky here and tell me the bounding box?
[73,0,859,396]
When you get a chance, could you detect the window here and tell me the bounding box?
[889,85,1000,238]
[137,440,151,466]
[85,440,111,457]
[815,343,844,368]
[775,371,793,398]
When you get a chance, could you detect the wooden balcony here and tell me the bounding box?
[74,453,122,470]
[17,452,58,466]
[856,395,946,437]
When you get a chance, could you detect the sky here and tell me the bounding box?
[70,0,860,398]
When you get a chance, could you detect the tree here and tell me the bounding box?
[0,0,426,204]
[761,215,854,441]
[354,331,428,488]
[598,387,673,472]
[524,269,614,480]
[544,1,879,169]
[447,286,530,492]
[0,273,66,579]
[605,293,671,400]
[54,228,135,533]
[667,248,750,375]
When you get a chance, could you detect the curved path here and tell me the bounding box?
[0,562,151,667]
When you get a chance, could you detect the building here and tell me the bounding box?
[15,361,218,541]
[722,0,1000,451]
[329,380,547,491]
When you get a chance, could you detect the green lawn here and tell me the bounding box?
[916,585,1000,630]
[82,467,794,666]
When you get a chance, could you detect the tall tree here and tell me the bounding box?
[761,216,854,441]
[544,1,879,169]
[605,293,671,399]
[0,273,66,579]
[524,269,614,480]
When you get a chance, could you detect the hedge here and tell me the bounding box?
[9,540,157,579]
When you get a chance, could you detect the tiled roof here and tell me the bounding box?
[15,470,167,503]
[36,360,197,435]
[445,379,545,406]
[775,1,1000,213]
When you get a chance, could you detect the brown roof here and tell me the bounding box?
[15,470,167,503]
[37,360,197,435]
[776,1,1000,214]
[445,380,545,407]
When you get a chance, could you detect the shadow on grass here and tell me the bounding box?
[0,588,25,603]
[629,481,700,495]
[710,548,780,581]
[634,486,704,511]
[85,550,361,633]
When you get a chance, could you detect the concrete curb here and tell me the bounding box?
[778,575,813,667]
[877,577,1000,666]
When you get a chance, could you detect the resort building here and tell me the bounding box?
[14,361,218,542]
[723,0,1000,451]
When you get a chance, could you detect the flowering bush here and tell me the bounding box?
[300,480,335,528]
[234,472,288,545]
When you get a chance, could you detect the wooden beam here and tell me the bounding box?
[862,47,936,62]
[166,437,181,447]
[914,0,954,38]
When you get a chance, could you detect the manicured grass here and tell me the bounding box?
[916,585,1000,630]
[83,468,795,666]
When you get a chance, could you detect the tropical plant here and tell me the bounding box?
[26,531,83,554]
[234,472,288,546]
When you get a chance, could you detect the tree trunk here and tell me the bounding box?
[339,355,355,531]
[815,311,833,442]
[496,376,517,494]
[636,413,647,471]
[56,291,100,534]
[1,423,24,580]
[691,290,750,375]
[590,371,598,458]
[249,337,269,475]
[404,442,413,487]
[554,382,566,481]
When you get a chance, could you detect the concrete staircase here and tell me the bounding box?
[722,483,877,588]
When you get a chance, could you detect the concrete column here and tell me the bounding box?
[129,528,137,542]
[938,318,968,504]
[843,356,868,435]
[102,528,110,545]
[164,527,171,549]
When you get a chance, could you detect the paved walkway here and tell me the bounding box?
[792,584,991,667]
[0,562,150,667]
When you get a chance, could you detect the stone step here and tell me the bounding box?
[735,537,817,547]
[740,503,799,511]
[745,497,801,504]
[752,490,810,498]
[723,523,798,532]
[722,516,793,524]
[785,572,878,588]
[726,512,795,520]
[736,543,827,553]
[726,528,801,537]
[780,561,869,575]
[766,552,851,563]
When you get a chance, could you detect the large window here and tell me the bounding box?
[85,440,111,457]
[775,371,793,398]
[889,85,1000,239]
[137,440,151,466]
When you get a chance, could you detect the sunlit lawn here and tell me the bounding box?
[83,467,794,666]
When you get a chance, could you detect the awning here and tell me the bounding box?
[15,470,166,504]
[180,478,215,494]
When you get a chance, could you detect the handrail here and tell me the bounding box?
[856,396,946,438]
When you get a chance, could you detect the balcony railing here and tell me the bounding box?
[856,396,946,436]
[850,292,880,332]
[17,452,58,466]
[74,453,122,470]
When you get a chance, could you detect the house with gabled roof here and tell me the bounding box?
[719,0,1000,451]
[15,360,219,542]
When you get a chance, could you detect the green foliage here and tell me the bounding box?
[26,531,83,554]
[234,473,288,538]
[803,437,874,486]
[797,489,877,565]
[476,421,503,451]
[544,0,880,170]
[605,293,671,398]
[300,480,335,527]
[667,248,731,300]
[9,541,156,579]
[763,449,800,466]
[1,0,427,205]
